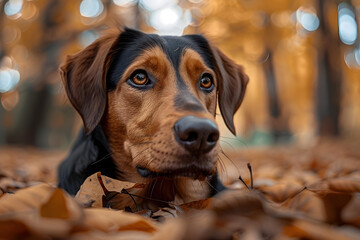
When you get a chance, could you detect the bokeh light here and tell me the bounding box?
[296,8,319,32]
[150,6,182,29]
[113,0,137,7]
[4,0,23,17]
[140,0,177,11]
[338,2,357,45]
[80,0,104,18]
[0,68,20,93]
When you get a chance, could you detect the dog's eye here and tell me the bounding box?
[131,70,148,85]
[199,74,214,92]
[127,70,154,89]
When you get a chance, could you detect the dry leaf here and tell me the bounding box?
[83,208,158,233]
[118,220,156,233]
[328,177,360,193]
[342,195,360,227]
[70,230,152,240]
[178,198,212,213]
[283,189,327,222]
[0,219,41,240]
[259,183,305,203]
[40,188,83,223]
[75,172,138,208]
[210,190,264,215]
[283,219,353,240]
[0,183,53,215]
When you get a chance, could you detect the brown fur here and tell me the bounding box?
[60,29,249,209]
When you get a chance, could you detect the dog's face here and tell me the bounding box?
[61,28,248,185]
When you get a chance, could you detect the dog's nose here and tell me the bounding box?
[174,116,219,154]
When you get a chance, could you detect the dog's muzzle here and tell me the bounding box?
[174,116,219,155]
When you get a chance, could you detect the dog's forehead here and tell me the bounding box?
[106,30,214,90]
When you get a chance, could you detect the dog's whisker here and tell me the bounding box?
[220,136,248,147]
[150,179,158,199]
[89,152,114,166]
[217,156,227,176]
[219,139,236,150]
[132,147,151,162]
[219,146,241,177]
[205,178,219,194]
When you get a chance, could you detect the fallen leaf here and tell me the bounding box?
[259,183,305,203]
[83,208,158,233]
[75,172,139,208]
[118,220,156,233]
[0,183,53,216]
[342,195,360,227]
[0,219,40,240]
[0,178,27,191]
[177,198,212,213]
[283,189,327,222]
[283,219,353,240]
[210,190,264,215]
[328,177,360,193]
[70,230,152,240]
[40,188,84,223]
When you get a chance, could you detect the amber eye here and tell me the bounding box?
[199,74,214,92]
[131,71,148,85]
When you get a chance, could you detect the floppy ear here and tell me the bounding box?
[60,31,120,133]
[211,46,249,135]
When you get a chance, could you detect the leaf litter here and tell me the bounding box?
[0,141,359,239]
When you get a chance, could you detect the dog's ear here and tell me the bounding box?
[60,31,120,133]
[211,46,249,135]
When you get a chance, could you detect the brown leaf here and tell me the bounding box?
[328,177,360,193]
[0,178,27,192]
[118,220,157,233]
[75,172,138,208]
[342,195,360,227]
[283,189,327,222]
[178,198,212,213]
[259,183,305,203]
[283,219,353,240]
[40,188,83,223]
[40,188,71,219]
[70,230,152,240]
[83,208,158,233]
[0,219,40,240]
[0,183,53,215]
[210,190,264,215]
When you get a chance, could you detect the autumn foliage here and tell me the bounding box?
[0,141,360,239]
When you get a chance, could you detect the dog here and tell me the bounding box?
[58,28,248,208]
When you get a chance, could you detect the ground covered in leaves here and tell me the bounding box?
[0,140,360,239]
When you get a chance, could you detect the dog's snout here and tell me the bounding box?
[174,116,219,154]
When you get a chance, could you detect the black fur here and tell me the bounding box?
[58,126,116,195]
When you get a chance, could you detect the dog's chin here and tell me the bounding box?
[136,166,214,181]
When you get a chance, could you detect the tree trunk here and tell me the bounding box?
[316,0,343,136]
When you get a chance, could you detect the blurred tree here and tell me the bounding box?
[315,0,343,136]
